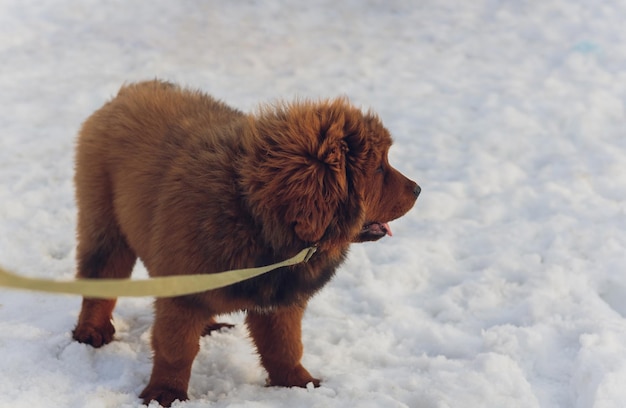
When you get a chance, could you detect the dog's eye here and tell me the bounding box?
[376,165,384,174]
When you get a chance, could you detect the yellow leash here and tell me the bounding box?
[0,246,317,299]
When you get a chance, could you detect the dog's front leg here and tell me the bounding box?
[246,304,321,388]
[140,298,207,407]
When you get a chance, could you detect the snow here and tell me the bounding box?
[1,0,626,407]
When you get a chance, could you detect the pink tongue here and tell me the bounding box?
[382,222,393,237]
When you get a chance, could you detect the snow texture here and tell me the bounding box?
[2,1,626,407]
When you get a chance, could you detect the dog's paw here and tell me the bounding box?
[140,385,188,407]
[267,364,321,388]
[201,319,235,336]
[72,321,115,348]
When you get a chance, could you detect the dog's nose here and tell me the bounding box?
[414,184,421,198]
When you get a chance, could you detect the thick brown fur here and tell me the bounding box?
[72,80,419,406]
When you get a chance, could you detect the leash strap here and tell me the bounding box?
[0,246,317,299]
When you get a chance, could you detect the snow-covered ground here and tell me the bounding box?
[2,1,626,407]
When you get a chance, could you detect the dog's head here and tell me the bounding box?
[241,98,419,250]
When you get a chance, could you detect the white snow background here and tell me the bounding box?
[1,1,626,407]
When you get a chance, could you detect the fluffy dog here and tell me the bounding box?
[72,80,419,406]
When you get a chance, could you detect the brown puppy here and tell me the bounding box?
[72,80,419,406]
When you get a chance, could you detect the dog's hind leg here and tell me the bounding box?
[72,236,136,347]
[72,163,137,347]
[140,298,209,406]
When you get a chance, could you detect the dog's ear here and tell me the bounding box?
[285,121,351,243]
[241,100,366,245]
[285,167,343,243]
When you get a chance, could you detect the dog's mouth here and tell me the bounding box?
[353,222,392,242]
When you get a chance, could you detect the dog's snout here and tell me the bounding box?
[413,183,421,198]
